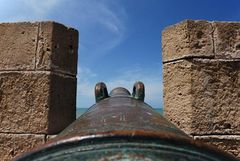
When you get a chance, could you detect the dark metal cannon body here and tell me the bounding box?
[15,82,239,161]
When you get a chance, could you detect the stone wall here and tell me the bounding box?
[0,22,78,161]
[163,20,240,159]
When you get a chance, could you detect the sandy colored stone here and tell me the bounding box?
[194,135,240,159]
[163,60,193,131]
[0,133,45,161]
[36,22,78,75]
[164,59,240,135]
[213,22,240,59]
[0,71,76,134]
[162,20,214,62]
[0,21,78,74]
[0,22,38,70]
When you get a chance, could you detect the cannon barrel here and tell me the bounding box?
[15,82,239,161]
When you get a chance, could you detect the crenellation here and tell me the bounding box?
[0,21,78,161]
[163,20,240,158]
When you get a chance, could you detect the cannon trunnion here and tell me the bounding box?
[15,82,239,161]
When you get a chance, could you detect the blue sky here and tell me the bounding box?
[0,0,240,108]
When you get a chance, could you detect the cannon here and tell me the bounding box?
[15,82,239,161]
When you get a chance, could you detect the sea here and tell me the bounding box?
[76,108,163,118]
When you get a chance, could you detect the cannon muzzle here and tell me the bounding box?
[15,82,239,161]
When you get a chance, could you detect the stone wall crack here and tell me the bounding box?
[34,22,41,70]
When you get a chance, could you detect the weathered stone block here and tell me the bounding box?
[0,22,38,70]
[164,59,240,135]
[0,71,76,134]
[194,135,240,159]
[36,22,78,75]
[0,133,45,161]
[162,20,214,62]
[213,22,240,59]
[163,60,193,132]
[0,22,78,74]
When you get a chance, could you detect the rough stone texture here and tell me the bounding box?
[0,22,78,74]
[162,20,214,62]
[0,21,78,161]
[164,59,240,135]
[0,22,38,70]
[0,133,45,161]
[36,22,78,75]
[0,71,76,134]
[163,60,193,131]
[194,135,240,159]
[213,22,240,59]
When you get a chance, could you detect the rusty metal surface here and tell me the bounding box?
[58,81,186,139]
[58,96,187,138]
[15,82,240,161]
